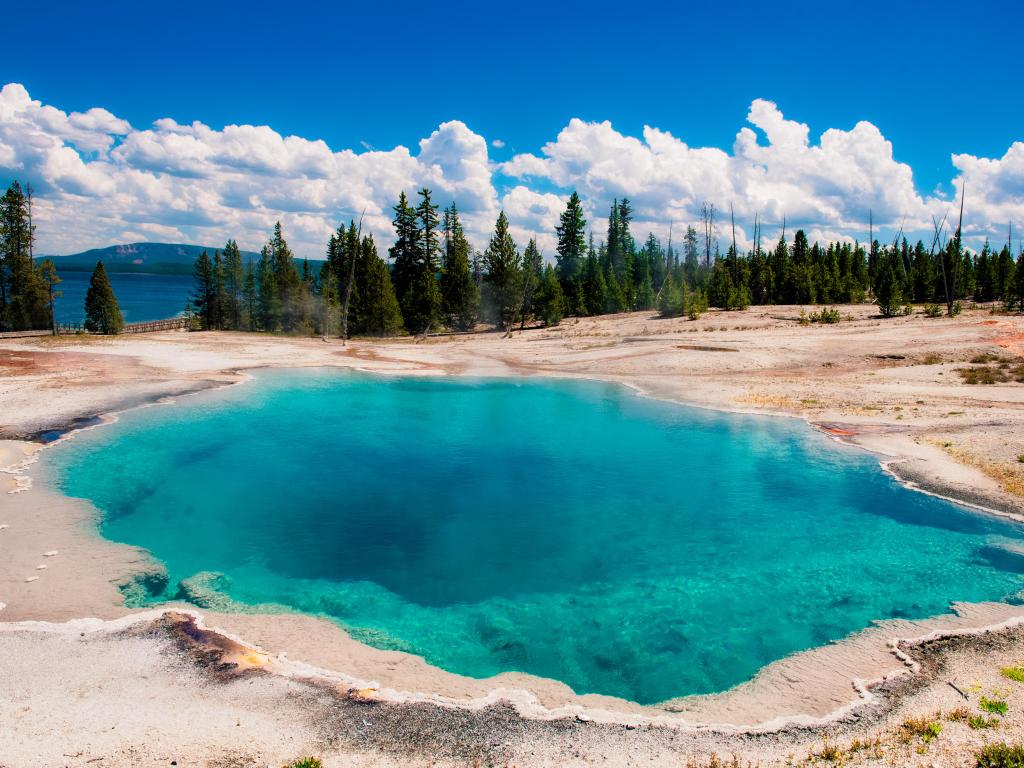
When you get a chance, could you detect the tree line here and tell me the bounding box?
[189,188,567,336]
[192,187,1024,336]
[3,175,1023,337]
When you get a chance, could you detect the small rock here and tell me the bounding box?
[0,602,6,612]
[43,550,58,557]
[575,713,592,723]
[25,576,38,583]
[0,524,8,530]
[36,564,47,570]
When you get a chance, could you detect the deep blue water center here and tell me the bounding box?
[52,370,1024,704]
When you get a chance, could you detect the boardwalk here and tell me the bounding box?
[0,316,190,339]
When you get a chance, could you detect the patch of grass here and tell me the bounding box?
[1002,664,1024,683]
[924,303,943,318]
[947,705,971,721]
[921,352,944,365]
[809,737,844,762]
[957,362,1024,385]
[282,759,323,768]
[901,715,943,743]
[976,742,1024,767]
[969,714,1001,730]
[981,696,1010,715]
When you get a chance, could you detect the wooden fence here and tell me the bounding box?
[41,316,192,336]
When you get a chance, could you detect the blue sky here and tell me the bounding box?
[2,0,1022,255]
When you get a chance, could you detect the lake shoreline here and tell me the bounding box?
[3,305,1024,765]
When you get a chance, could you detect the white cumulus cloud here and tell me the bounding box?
[0,83,1019,258]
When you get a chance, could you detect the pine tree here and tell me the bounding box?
[84,261,123,334]
[518,238,543,328]
[212,250,225,329]
[555,191,587,284]
[242,258,258,331]
[483,211,521,330]
[534,264,565,326]
[581,250,607,316]
[440,204,478,330]
[339,221,360,339]
[269,222,300,331]
[36,258,61,334]
[874,252,905,317]
[317,259,338,337]
[257,245,277,331]
[657,272,681,317]
[390,191,419,302]
[1011,251,1024,311]
[416,188,441,272]
[1,180,48,330]
[356,234,403,335]
[191,250,216,329]
[223,239,244,330]
[635,266,655,310]
[390,191,439,333]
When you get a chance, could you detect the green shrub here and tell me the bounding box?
[924,303,943,318]
[901,716,943,742]
[282,759,323,768]
[981,696,1009,715]
[969,714,1001,730]
[976,742,1024,767]
[1002,664,1024,682]
[952,300,963,316]
[809,306,842,324]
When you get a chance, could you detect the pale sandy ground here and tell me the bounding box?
[2,303,1024,767]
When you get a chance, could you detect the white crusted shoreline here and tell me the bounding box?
[2,304,1024,766]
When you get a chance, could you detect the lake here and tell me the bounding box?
[51,370,1024,704]
[53,270,193,325]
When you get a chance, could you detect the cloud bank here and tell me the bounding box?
[0,83,1020,258]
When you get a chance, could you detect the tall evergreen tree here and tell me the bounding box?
[0,180,47,330]
[1012,252,1024,311]
[518,238,543,329]
[483,211,521,330]
[191,250,216,329]
[84,261,123,334]
[222,239,244,330]
[534,264,565,326]
[440,204,478,330]
[555,191,587,283]
[390,191,439,333]
[36,258,61,334]
[354,234,403,335]
[242,258,258,331]
[269,222,301,331]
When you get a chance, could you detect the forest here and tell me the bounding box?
[2,179,1023,336]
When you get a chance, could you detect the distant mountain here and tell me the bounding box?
[44,242,265,275]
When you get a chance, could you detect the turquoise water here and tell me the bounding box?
[52,370,1024,704]
[53,271,192,324]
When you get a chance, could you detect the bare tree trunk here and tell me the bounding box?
[949,186,965,316]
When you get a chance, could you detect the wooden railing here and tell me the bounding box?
[43,316,192,336]
[121,317,191,334]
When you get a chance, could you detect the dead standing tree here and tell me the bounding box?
[700,200,716,268]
